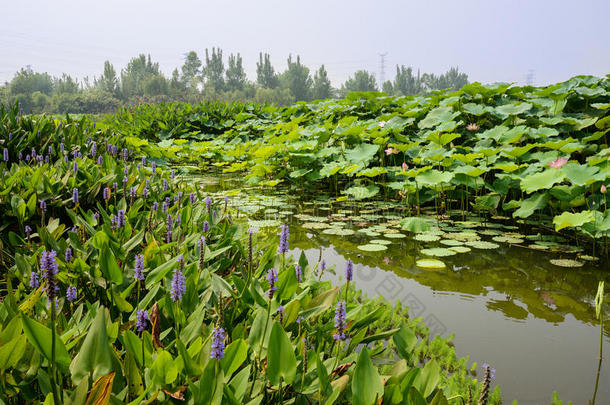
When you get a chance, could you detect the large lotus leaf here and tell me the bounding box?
[344,143,380,165]
[497,125,528,144]
[418,107,459,129]
[319,162,345,178]
[513,193,549,218]
[462,103,487,116]
[342,185,380,200]
[383,116,415,130]
[553,211,595,231]
[501,144,537,158]
[520,169,565,193]
[561,163,600,186]
[426,132,460,146]
[400,217,431,233]
[453,165,487,177]
[480,126,507,142]
[357,167,388,177]
[495,102,532,116]
[417,170,454,186]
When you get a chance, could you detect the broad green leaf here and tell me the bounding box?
[352,347,384,405]
[21,313,71,370]
[553,211,595,231]
[70,308,115,385]
[520,169,565,193]
[266,322,297,386]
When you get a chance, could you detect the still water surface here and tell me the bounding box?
[200,174,609,404]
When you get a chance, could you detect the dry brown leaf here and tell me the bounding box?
[150,302,163,348]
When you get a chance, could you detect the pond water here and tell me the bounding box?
[196,173,610,404]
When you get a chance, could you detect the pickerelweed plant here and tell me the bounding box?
[8,99,587,404]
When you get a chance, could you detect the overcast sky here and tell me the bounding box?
[2,0,609,87]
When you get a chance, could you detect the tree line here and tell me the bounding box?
[0,50,469,113]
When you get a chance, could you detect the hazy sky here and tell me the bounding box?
[2,0,609,87]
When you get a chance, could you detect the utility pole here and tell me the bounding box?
[379,52,388,87]
[526,69,535,86]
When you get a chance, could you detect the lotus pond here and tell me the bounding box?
[196,171,610,404]
[1,74,610,405]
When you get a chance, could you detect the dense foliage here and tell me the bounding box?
[0,106,502,404]
[0,51,469,114]
[104,75,610,252]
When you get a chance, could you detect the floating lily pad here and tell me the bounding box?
[440,239,464,246]
[416,259,446,269]
[335,229,356,236]
[370,239,392,245]
[414,233,441,242]
[577,255,599,262]
[449,246,472,253]
[302,222,330,229]
[479,229,503,236]
[465,241,500,249]
[549,259,584,268]
[420,248,456,257]
[384,233,406,239]
[492,236,524,244]
[357,244,388,252]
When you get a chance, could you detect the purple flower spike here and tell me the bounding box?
[3,148,8,162]
[66,286,77,302]
[40,250,59,302]
[202,221,209,233]
[163,179,168,191]
[276,306,285,323]
[65,248,73,263]
[267,268,278,299]
[103,187,110,200]
[136,309,149,332]
[40,200,47,212]
[345,260,353,282]
[210,327,226,360]
[278,224,289,254]
[189,193,196,204]
[117,209,125,227]
[205,196,211,211]
[295,265,302,283]
[73,161,78,172]
[333,300,347,341]
[91,142,97,157]
[134,254,145,281]
[72,188,79,204]
[30,271,40,288]
[170,268,186,302]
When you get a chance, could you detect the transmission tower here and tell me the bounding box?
[526,69,535,86]
[379,52,388,87]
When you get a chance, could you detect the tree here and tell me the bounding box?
[181,51,202,89]
[143,74,169,97]
[226,53,247,92]
[281,55,312,102]
[95,61,119,96]
[393,65,421,96]
[170,68,186,97]
[312,65,333,100]
[9,68,54,96]
[256,52,279,89]
[121,54,161,99]
[55,74,80,95]
[341,70,378,96]
[382,80,393,95]
[204,48,225,92]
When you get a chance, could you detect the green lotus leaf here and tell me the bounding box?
[357,244,388,252]
[418,107,459,129]
[520,169,565,193]
[495,102,532,116]
[553,211,595,231]
[513,193,549,218]
[560,163,600,186]
[416,259,446,269]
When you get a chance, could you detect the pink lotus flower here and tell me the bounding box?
[548,157,569,169]
[466,123,480,131]
[402,162,408,171]
[385,147,398,156]
[601,184,607,194]
[378,121,387,128]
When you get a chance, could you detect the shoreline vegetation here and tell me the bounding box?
[2,72,609,404]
